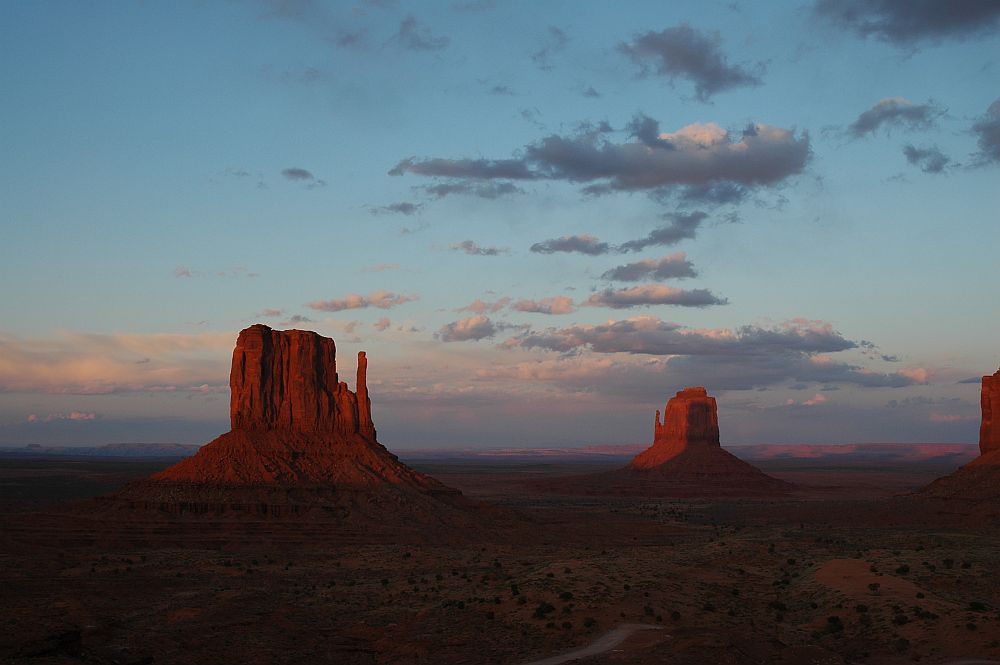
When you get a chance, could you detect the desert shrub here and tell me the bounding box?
[895,564,910,575]
[559,591,573,601]
[826,616,844,634]
[533,602,555,619]
[583,617,597,629]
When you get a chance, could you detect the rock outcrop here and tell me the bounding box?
[980,368,1000,456]
[540,387,793,498]
[110,325,472,523]
[919,367,1000,505]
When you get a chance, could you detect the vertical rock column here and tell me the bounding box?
[357,351,376,441]
[982,369,1000,456]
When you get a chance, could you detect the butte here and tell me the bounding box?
[544,387,793,497]
[109,324,481,527]
[920,367,1000,505]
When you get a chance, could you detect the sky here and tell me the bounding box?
[2,0,999,449]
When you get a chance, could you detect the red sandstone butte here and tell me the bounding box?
[112,325,467,518]
[542,387,792,498]
[920,367,1000,502]
[980,367,1000,456]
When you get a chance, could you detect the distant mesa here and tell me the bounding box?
[540,387,793,497]
[920,367,1000,503]
[109,324,477,523]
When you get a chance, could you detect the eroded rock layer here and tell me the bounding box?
[109,325,471,519]
[981,368,1000,456]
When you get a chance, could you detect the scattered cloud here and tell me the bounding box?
[815,0,1000,46]
[601,252,697,281]
[458,298,511,314]
[281,314,315,326]
[421,180,524,199]
[618,24,763,100]
[391,115,809,196]
[619,212,706,252]
[174,267,194,278]
[172,266,259,279]
[370,202,423,215]
[361,263,400,273]
[307,290,418,312]
[27,411,98,423]
[437,315,500,342]
[583,284,727,309]
[259,308,284,317]
[902,144,951,173]
[511,296,576,315]
[847,97,944,138]
[530,234,611,256]
[531,25,569,70]
[450,240,510,256]
[281,167,326,188]
[972,98,1000,166]
[374,317,392,331]
[394,15,449,51]
[582,86,601,98]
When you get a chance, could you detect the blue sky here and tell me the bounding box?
[2,1,999,448]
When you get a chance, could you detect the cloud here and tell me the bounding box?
[618,24,763,101]
[902,144,951,173]
[361,263,400,273]
[531,25,569,70]
[450,240,510,256]
[421,180,524,199]
[281,167,326,188]
[174,267,194,278]
[601,252,697,281]
[457,298,511,314]
[583,284,727,309]
[437,315,500,342]
[27,411,98,423]
[678,181,748,205]
[815,0,1000,46]
[582,86,601,98]
[391,115,809,196]
[530,234,611,256]
[370,202,423,215]
[395,15,449,51]
[281,314,315,326]
[172,266,260,279]
[619,212,706,252]
[373,317,392,331]
[847,97,944,138]
[306,290,418,312]
[511,296,576,315]
[0,330,233,395]
[513,316,856,355]
[803,393,828,406]
[259,308,284,317]
[972,98,1000,165]
[507,316,924,390]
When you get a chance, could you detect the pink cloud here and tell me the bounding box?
[307,290,418,312]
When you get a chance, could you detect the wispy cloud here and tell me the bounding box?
[307,290,418,312]
[450,240,510,256]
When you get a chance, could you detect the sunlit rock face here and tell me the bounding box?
[630,387,721,469]
[980,368,1000,457]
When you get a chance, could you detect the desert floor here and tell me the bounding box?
[1,455,998,665]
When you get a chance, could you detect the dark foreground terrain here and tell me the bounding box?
[1,455,999,665]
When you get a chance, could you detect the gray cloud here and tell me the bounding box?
[395,15,449,51]
[281,167,326,188]
[618,24,763,100]
[370,202,423,215]
[389,114,810,196]
[972,98,1000,165]
[619,211,706,252]
[437,315,500,342]
[531,25,569,70]
[902,144,951,173]
[815,0,1000,46]
[601,252,697,281]
[530,234,611,256]
[450,240,510,256]
[678,181,748,205]
[582,86,602,98]
[421,180,524,199]
[583,284,727,309]
[514,317,856,355]
[847,97,944,138]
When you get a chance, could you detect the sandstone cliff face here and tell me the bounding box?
[545,386,794,497]
[632,387,722,470]
[229,324,374,439]
[114,325,466,515]
[980,368,1000,456]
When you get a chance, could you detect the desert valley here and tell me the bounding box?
[2,326,999,665]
